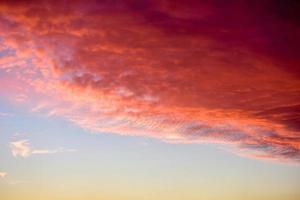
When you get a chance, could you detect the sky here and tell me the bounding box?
[0,0,300,199]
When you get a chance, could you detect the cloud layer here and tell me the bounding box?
[0,0,299,163]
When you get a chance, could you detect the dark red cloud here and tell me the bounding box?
[0,0,299,163]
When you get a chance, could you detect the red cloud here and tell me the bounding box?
[0,0,299,163]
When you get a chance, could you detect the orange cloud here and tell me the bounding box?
[0,0,299,163]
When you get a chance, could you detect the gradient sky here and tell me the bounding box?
[0,0,300,199]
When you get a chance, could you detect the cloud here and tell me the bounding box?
[8,180,30,185]
[10,140,76,158]
[0,0,300,163]
[10,140,31,157]
[0,172,7,178]
[0,112,14,117]
[0,171,30,185]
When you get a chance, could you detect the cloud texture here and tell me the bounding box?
[0,0,300,163]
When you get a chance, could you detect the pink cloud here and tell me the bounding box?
[0,0,299,163]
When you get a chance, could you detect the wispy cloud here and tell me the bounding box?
[0,112,14,117]
[10,140,31,157]
[8,180,30,185]
[0,172,7,178]
[10,140,76,158]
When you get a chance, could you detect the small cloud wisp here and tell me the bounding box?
[10,140,76,158]
[0,172,7,178]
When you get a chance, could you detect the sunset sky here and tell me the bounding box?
[0,0,300,199]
